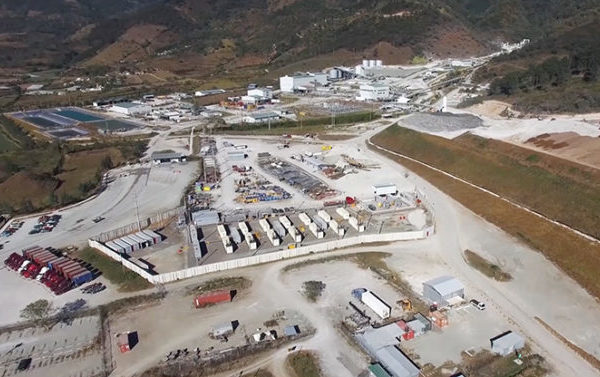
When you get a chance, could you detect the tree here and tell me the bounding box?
[20,299,53,327]
[101,155,113,170]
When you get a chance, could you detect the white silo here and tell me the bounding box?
[362,59,369,67]
[369,59,376,67]
[376,59,383,67]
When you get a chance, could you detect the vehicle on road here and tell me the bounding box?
[470,299,486,310]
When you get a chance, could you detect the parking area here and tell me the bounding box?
[401,303,507,366]
[0,316,104,377]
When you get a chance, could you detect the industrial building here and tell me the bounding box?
[490,331,525,356]
[373,184,398,196]
[109,102,151,115]
[356,324,420,377]
[422,276,465,307]
[243,112,280,124]
[279,72,328,93]
[247,87,273,99]
[151,152,187,164]
[359,83,390,101]
[191,210,220,227]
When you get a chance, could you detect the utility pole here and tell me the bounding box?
[134,192,141,231]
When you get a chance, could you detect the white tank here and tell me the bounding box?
[362,59,369,67]
[369,60,376,67]
[376,59,383,67]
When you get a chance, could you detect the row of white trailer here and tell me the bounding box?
[217,222,258,254]
[335,208,365,232]
[104,229,162,254]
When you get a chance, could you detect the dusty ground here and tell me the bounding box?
[520,131,600,169]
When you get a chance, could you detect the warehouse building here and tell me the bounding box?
[279,72,328,93]
[109,102,151,115]
[490,331,525,356]
[423,276,465,307]
[356,324,420,377]
[247,87,273,99]
[359,83,390,101]
[151,152,187,164]
[192,210,220,227]
[243,112,280,124]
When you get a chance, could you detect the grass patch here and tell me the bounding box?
[287,351,322,377]
[186,276,251,296]
[301,281,326,302]
[464,250,512,282]
[75,247,153,292]
[369,127,600,299]
[372,125,600,238]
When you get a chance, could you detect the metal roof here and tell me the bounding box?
[248,112,278,120]
[356,324,405,354]
[491,331,524,349]
[375,346,419,377]
[369,364,392,377]
[113,102,142,108]
[423,276,464,296]
[151,151,185,160]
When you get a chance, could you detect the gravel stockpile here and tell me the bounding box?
[401,112,484,133]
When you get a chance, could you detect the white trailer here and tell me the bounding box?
[217,224,228,239]
[298,212,312,225]
[309,222,324,239]
[279,215,292,228]
[349,216,365,232]
[266,229,281,246]
[288,226,303,242]
[272,220,287,239]
[230,227,242,245]
[259,218,271,232]
[238,221,250,234]
[336,207,350,220]
[329,219,346,236]
[317,210,331,222]
[313,215,328,230]
[361,291,391,319]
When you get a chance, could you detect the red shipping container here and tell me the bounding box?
[23,247,44,258]
[194,290,232,308]
[59,262,80,275]
[64,266,85,279]
[54,259,73,273]
[402,330,415,341]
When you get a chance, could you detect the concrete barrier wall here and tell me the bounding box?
[88,239,155,281]
[89,226,434,284]
[148,226,435,284]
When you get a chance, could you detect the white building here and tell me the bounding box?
[248,87,273,99]
[109,102,151,115]
[243,112,280,124]
[279,72,328,93]
[359,83,390,101]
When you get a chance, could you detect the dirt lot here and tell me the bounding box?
[0,315,104,377]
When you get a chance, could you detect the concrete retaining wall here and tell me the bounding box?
[89,226,434,284]
[88,239,155,280]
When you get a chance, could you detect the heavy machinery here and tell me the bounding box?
[399,299,413,312]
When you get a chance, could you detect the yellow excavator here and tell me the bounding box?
[399,299,412,312]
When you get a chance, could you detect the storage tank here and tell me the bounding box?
[362,59,369,67]
[369,59,376,67]
[376,59,383,67]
